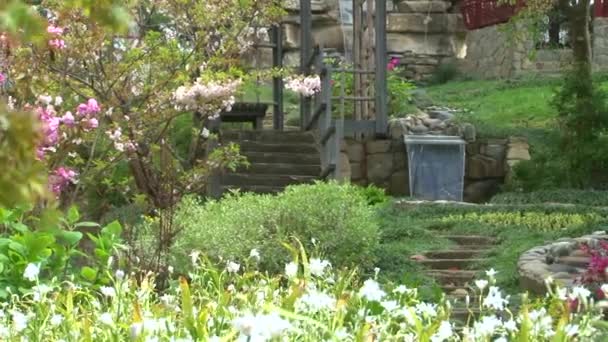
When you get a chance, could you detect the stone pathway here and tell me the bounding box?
[414,235,497,322]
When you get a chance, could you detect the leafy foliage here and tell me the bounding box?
[492,190,608,207]
[0,206,125,297]
[164,182,380,274]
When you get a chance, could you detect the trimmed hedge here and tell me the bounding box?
[491,190,608,207]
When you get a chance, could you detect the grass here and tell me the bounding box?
[376,200,608,293]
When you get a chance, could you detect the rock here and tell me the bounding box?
[387,13,465,34]
[337,152,351,181]
[466,155,504,179]
[366,140,392,154]
[283,0,331,13]
[389,171,410,196]
[445,125,463,137]
[507,145,531,160]
[429,110,455,121]
[367,153,394,183]
[388,119,408,139]
[387,32,464,56]
[346,141,365,162]
[410,254,427,261]
[481,144,506,161]
[397,1,450,13]
[463,179,501,203]
[451,288,469,297]
[422,117,443,127]
[351,162,363,180]
[549,242,575,258]
[410,124,429,134]
[462,123,476,142]
[393,151,407,169]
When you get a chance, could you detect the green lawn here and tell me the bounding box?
[424,74,608,138]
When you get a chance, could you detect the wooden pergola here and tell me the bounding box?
[298,0,388,139]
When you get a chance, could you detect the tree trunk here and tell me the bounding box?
[567,0,592,77]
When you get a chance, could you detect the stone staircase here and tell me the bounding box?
[219,130,321,195]
[415,235,500,322]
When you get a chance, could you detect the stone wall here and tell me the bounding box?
[338,134,530,202]
[280,0,466,81]
[461,18,608,79]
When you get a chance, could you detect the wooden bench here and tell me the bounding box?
[220,102,268,130]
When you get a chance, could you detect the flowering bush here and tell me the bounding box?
[0,240,605,341]
[284,75,321,97]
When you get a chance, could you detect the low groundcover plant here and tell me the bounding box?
[1,241,606,341]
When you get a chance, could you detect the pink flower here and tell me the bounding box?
[48,167,78,195]
[49,39,66,50]
[83,118,98,131]
[61,111,75,127]
[0,73,5,84]
[77,98,101,116]
[86,99,100,114]
[47,25,64,35]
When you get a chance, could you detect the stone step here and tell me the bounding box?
[418,258,487,270]
[221,185,285,195]
[221,130,316,144]
[423,249,491,259]
[243,152,320,165]
[440,235,498,246]
[238,141,319,154]
[221,173,317,187]
[425,270,477,286]
[239,163,320,176]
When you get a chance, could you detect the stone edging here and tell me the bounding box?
[517,231,608,294]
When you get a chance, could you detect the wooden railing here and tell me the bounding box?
[303,46,344,180]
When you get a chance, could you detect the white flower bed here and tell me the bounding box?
[3,246,606,341]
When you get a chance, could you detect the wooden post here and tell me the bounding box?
[374,0,388,136]
[300,0,312,130]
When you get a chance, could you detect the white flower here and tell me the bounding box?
[470,316,502,338]
[189,251,201,266]
[545,276,554,285]
[226,261,240,274]
[38,95,53,105]
[503,319,517,331]
[23,263,40,281]
[115,270,125,280]
[483,286,509,311]
[431,321,453,342]
[227,284,236,293]
[100,286,116,298]
[168,266,174,274]
[475,279,488,291]
[249,249,260,260]
[50,314,63,326]
[565,324,579,337]
[570,286,591,300]
[54,96,63,106]
[359,279,386,301]
[11,310,28,332]
[556,287,568,300]
[99,312,113,326]
[415,302,437,318]
[285,262,298,278]
[201,127,210,138]
[380,300,399,312]
[494,337,508,342]
[393,285,410,295]
[296,289,336,313]
[309,258,330,277]
[486,268,498,278]
[232,312,291,339]
[31,284,52,302]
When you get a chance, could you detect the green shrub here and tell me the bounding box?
[170,182,379,273]
[430,62,460,85]
[492,190,608,207]
[356,184,390,206]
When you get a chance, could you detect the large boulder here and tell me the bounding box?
[387,13,465,34]
[397,1,450,13]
